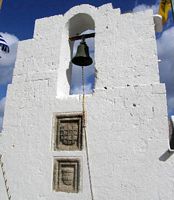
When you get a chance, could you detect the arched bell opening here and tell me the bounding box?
[57,13,95,99]
[70,30,95,95]
[68,13,95,95]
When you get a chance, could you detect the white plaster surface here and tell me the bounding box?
[0,3,173,200]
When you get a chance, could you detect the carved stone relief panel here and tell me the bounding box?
[54,114,83,151]
[53,158,80,193]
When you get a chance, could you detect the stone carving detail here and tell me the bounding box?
[60,121,78,146]
[54,114,82,151]
[53,159,80,193]
[61,167,74,186]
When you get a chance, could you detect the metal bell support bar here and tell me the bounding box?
[69,33,95,41]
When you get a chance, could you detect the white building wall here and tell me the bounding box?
[0,3,173,200]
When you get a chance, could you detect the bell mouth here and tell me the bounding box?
[72,56,93,66]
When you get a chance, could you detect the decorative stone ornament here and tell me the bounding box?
[53,159,80,193]
[53,113,83,151]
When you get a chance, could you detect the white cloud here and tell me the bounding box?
[71,83,93,94]
[0,117,2,132]
[71,64,95,94]
[157,27,174,115]
[0,33,18,130]
[0,97,6,132]
[168,96,174,114]
[133,3,159,14]
[0,97,6,115]
[0,32,19,84]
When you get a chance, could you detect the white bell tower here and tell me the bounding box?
[0,3,172,200]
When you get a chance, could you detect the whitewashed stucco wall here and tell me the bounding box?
[0,3,173,200]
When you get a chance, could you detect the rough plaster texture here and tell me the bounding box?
[0,3,173,200]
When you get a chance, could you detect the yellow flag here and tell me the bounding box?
[159,0,171,24]
[0,0,3,9]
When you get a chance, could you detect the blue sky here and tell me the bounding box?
[0,0,174,130]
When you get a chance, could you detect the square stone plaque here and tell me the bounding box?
[54,114,83,151]
[53,159,80,193]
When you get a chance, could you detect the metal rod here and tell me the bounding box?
[69,33,95,41]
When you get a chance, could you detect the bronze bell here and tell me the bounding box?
[72,39,93,66]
